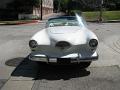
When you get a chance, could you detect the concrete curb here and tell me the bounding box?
[0,20,41,25]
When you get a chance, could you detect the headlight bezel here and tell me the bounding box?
[89,39,98,48]
[29,40,38,48]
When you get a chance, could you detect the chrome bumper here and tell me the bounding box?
[29,52,98,63]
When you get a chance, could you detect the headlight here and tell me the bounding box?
[89,39,98,48]
[29,40,38,48]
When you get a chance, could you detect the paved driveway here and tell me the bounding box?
[0,22,120,90]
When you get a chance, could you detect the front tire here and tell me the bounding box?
[78,62,92,69]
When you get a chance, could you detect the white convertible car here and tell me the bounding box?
[29,14,98,68]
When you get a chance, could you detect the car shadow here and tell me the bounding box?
[9,57,90,80]
[10,57,39,79]
[35,64,90,80]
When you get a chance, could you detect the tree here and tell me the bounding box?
[7,0,41,13]
[60,0,72,14]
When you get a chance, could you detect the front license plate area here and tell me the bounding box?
[49,58,57,63]
[57,58,71,64]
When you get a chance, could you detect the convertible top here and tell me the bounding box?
[48,16,77,21]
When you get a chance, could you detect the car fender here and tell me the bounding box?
[31,29,50,45]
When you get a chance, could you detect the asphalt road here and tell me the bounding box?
[0,22,120,90]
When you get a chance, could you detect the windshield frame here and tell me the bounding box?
[46,16,86,28]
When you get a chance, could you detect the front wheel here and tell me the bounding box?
[78,61,92,69]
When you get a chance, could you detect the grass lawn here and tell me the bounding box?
[82,11,120,21]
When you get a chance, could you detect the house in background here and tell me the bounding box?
[32,0,53,19]
[0,0,53,20]
[19,0,53,20]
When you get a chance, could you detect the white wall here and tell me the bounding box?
[43,0,53,8]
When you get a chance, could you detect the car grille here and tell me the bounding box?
[55,41,71,49]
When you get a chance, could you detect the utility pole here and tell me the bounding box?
[99,0,103,22]
[40,0,43,20]
[57,0,61,12]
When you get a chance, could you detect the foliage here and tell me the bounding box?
[7,0,40,13]
[54,0,120,12]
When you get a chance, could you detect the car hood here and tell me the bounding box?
[45,26,87,45]
[31,26,98,45]
[47,26,81,34]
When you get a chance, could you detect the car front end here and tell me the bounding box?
[29,38,98,64]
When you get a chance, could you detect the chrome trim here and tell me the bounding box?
[29,53,98,63]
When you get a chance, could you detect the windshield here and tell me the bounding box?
[47,16,79,27]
